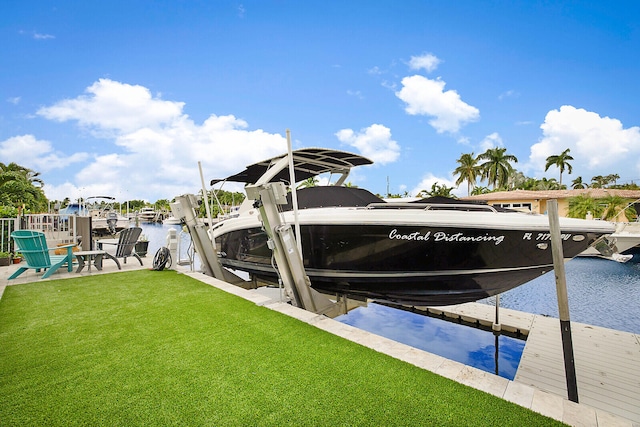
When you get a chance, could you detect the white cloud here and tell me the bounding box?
[0,135,88,173]
[396,75,479,134]
[346,89,364,99]
[25,79,289,202]
[408,53,441,73]
[37,79,185,135]
[33,32,55,40]
[498,90,518,100]
[7,96,21,105]
[528,105,640,176]
[335,124,400,165]
[479,132,503,151]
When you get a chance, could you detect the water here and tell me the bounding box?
[336,303,526,380]
[479,256,640,334]
[139,223,640,379]
[138,223,196,268]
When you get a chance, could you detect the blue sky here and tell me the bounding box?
[2,1,639,203]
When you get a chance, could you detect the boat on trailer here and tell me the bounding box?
[192,148,616,306]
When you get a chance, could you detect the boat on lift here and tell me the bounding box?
[201,148,615,306]
[59,196,129,236]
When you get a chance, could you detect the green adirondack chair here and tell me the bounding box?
[9,230,75,280]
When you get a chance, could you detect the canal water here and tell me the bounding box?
[140,223,640,380]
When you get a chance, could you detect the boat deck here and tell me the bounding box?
[420,302,640,425]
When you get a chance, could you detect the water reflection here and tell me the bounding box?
[335,303,525,380]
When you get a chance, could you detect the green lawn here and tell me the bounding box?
[0,270,563,426]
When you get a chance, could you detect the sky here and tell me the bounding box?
[2,1,640,203]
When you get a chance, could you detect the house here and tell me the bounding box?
[462,189,640,221]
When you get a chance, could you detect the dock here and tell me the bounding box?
[415,302,640,424]
[2,262,639,426]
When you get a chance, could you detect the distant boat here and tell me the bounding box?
[162,216,181,225]
[59,196,129,236]
[137,207,158,223]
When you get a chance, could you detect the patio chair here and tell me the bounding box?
[9,230,75,280]
[101,227,144,270]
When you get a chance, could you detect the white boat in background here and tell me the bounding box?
[162,216,181,225]
[580,221,640,262]
[137,207,158,222]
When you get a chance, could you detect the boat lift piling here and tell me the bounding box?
[245,180,344,317]
[170,194,245,285]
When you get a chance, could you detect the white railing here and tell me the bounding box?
[0,214,80,252]
[0,217,18,253]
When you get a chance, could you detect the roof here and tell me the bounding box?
[211,148,372,185]
[462,189,640,202]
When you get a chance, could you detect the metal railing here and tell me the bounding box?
[0,218,18,253]
[0,214,80,253]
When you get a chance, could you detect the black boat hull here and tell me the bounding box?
[216,223,603,306]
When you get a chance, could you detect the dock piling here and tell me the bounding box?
[547,199,579,403]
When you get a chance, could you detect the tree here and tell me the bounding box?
[571,176,586,189]
[297,177,319,189]
[0,162,44,188]
[590,175,607,188]
[453,153,481,196]
[420,182,456,198]
[534,177,562,190]
[507,170,527,190]
[544,148,573,185]
[605,174,620,186]
[477,147,518,190]
[470,186,491,195]
[567,194,603,219]
[600,195,634,221]
[0,163,48,212]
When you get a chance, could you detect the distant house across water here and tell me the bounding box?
[462,189,640,221]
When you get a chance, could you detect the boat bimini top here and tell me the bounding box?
[210,148,373,187]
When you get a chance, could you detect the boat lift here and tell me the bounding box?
[171,188,348,318]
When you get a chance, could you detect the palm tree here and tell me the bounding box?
[544,148,573,186]
[470,186,490,195]
[453,153,481,196]
[571,176,586,189]
[507,170,527,190]
[534,177,561,190]
[605,174,620,186]
[567,194,603,219]
[297,177,319,189]
[0,162,44,187]
[477,147,518,190]
[421,183,456,198]
[601,195,634,221]
[591,175,606,188]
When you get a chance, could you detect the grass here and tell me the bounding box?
[0,270,563,426]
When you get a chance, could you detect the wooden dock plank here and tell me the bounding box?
[515,315,640,423]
